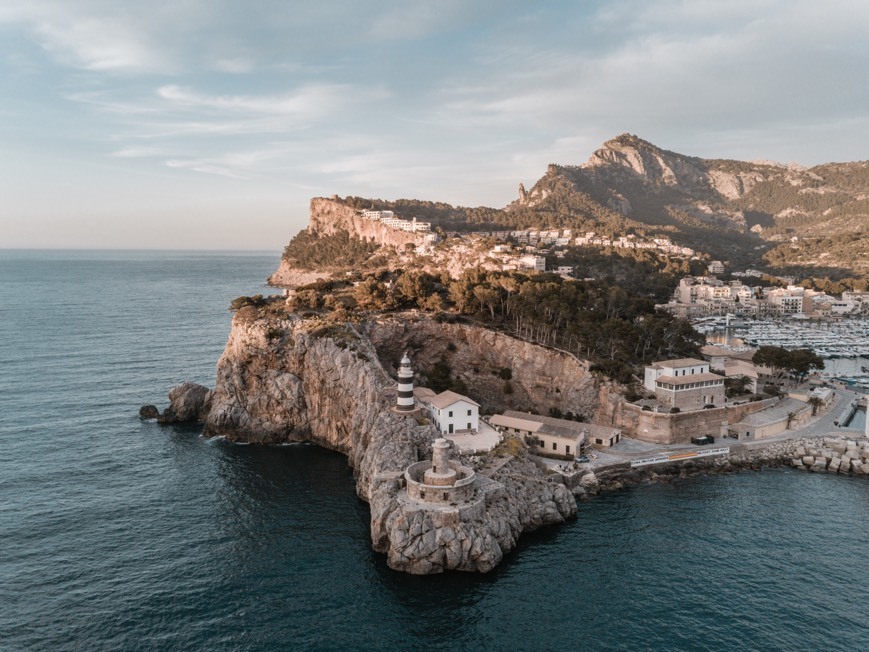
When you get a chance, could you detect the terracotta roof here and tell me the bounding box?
[493,410,619,441]
[490,414,543,432]
[651,358,708,369]
[413,387,436,399]
[423,390,480,409]
[724,360,759,378]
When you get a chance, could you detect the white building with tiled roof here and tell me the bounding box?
[414,388,479,435]
[644,358,725,410]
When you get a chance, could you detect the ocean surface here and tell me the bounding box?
[1,250,868,652]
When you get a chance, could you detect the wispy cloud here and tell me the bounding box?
[155,83,366,116]
[0,2,171,73]
[165,158,247,179]
[110,146,164,158]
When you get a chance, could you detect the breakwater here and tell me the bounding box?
[560,435,869,495]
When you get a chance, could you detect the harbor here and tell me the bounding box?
[698,316,869,390]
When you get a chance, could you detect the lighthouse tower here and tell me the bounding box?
[396,352,415,412]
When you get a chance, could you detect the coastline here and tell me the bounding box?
[559,434,869,497]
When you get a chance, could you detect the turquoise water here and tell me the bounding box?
[2,250,868,651]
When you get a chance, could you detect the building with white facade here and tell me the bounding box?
[644,358,726,410]
[415,388,480,435]
[518,255,546,272]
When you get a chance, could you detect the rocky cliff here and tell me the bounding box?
[365,314,619,420]
[268,198,428,287]
[202,311,576,574]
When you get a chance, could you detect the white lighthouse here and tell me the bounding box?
[396,352,415,412]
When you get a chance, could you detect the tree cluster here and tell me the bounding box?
[282,228,380,269]
[353,267,703,382]
[752,345,824,383]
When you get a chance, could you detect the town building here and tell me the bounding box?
[644,358,726,410]
[487,410,620,458]
[415,388,480,434]
[518,255,546,272]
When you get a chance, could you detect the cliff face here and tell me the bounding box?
[203,313,576,574]
[307,198,426,248]
[365,315,617,420]
[269,198,428,287]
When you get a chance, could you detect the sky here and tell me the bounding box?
[2,0,868,250]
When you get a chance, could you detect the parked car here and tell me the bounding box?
[575,455,590,463]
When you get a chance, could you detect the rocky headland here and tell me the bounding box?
[145,132,869,573]
[185,311,576,574]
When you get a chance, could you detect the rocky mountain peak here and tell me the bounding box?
[580,133,707,194]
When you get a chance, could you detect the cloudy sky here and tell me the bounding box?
[2,0,868,250]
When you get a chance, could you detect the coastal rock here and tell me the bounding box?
[139,405,159,420]
[201,314,576,574]
[157,382,212,423]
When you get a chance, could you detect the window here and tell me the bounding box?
[467,409,472,415]
[566,445,571,455]
[467,423,472,430]
[552,442,557,450]
[448,410,453,417]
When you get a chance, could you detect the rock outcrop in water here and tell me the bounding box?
[200,312,576,574]
[140,382,212,424]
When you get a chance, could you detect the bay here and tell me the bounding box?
[1,250,867,651]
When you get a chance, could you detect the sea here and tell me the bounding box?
[1,250,868,651]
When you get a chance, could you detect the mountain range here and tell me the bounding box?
[349,134,868,278]
[511,133,868,276]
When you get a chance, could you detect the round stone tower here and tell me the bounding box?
[396,352,415,412]
[423,438,457,486]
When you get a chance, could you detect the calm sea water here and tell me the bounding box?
[1,250,868,651]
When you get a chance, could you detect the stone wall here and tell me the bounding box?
[405,460,476,504]
[618,398,780,444]
[572,435,869,495]
[789,437,869,474]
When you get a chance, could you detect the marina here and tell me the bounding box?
[697,316,869,390]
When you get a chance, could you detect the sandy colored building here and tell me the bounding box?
[644,358,725,410]
[488,410,619,458]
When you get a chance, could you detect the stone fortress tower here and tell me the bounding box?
[404,438,478,505]
[396,352,415,413]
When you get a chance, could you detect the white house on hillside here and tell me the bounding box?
[414,388,480,434]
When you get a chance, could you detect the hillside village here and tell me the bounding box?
[267,201,868,457]
[661,275,869,319]
[278,205,861,470]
